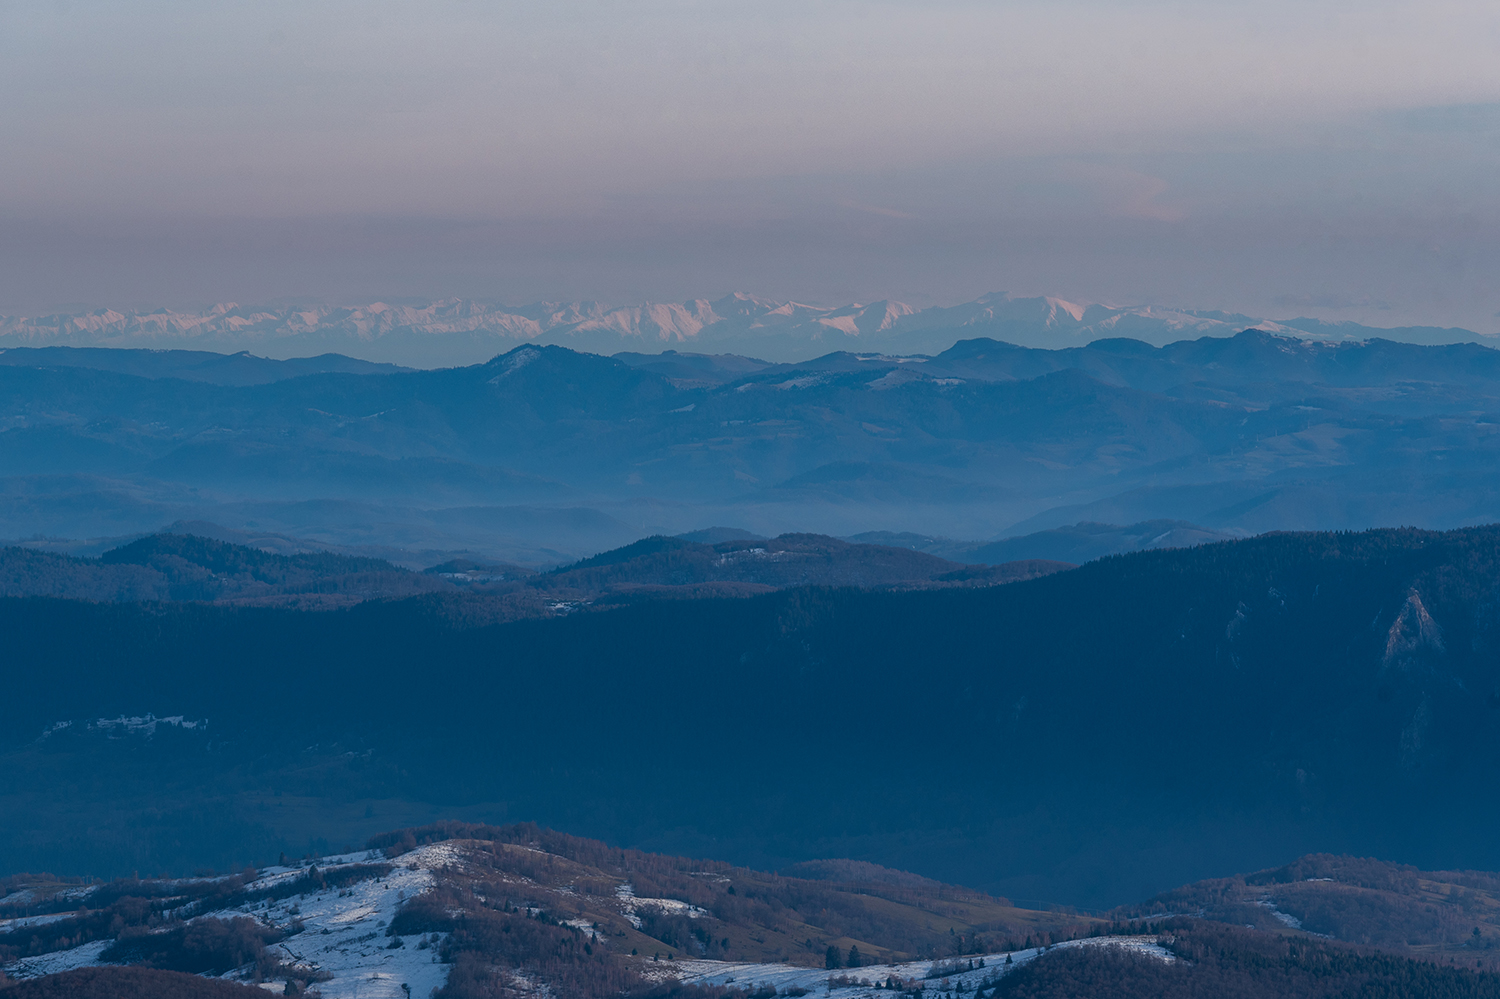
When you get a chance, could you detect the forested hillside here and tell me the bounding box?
[0,531,1059,609]
[0,534,441,606]
[6,526,1500,906]
[1123,853,1500,958]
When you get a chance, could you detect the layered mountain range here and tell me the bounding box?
[4,330,1500,557]
[1,292,1485,366]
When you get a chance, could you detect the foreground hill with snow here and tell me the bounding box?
[2,844,460,997]
[1,824,1084,997]
[7,825,1500,999]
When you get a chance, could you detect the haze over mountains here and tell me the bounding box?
[7,0,1497,990]
[5,330,1500,560]
[1,292,1487,367]
[8,316,1500,920]
[10,325,1500,996]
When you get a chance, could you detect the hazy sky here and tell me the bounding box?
[2,0,1498,329]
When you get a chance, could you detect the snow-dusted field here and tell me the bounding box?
[2,940,114,980]
[208,843,461,998]
[0,911,77,933]
[616,883,711,929]
[2,842,463,998]
[676,936,1174,999]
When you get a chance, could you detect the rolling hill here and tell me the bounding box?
[0,823,1086,997]
[8,827,1500,999]
[1123,853,1500,958]
[0,534,441,607]
[0,532,1063,610]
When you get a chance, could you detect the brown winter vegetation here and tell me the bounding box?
[0,864,389,993]
[995,920,1500,999]
[0,965,271,998]
[368,822,1091,999]
[1121,853,1500,958]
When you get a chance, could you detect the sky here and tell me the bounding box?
[1,0,1498,330]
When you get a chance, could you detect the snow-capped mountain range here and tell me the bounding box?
[0,292,1484,367]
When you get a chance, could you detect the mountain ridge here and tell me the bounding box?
[2,292,1487,367]
[9,330,1500,551]
[0,530,1068,611]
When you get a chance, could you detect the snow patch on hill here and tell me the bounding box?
[1,844,460,998]
[676,937,1173,998]
[2,940,114,980]
[616,884,710,929]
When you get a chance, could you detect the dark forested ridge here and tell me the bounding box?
[531,533,1067,596]
[0,344,409,385]
[6,525,1500,905]
[0,967,273,998]
[0,533,445,606]
[994,921,1500,999]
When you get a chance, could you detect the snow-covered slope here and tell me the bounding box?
[2,845,459,998]
[1,292,1480,367]
[673,939,1175,999]
[0,854,1169,999]
[1,826,1102,998]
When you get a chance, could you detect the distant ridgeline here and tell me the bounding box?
[6,525,1500,910]
[0,531,1066,612]
[6,824,1500,999]
[6,331,1500,556]
[2,293,1485,366]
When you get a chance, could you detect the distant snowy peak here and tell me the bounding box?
[0,292,1484,367]
[962,293,1088,326]
[0,293,928,358]
[813,300,920,337]
[571,299,720,341]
